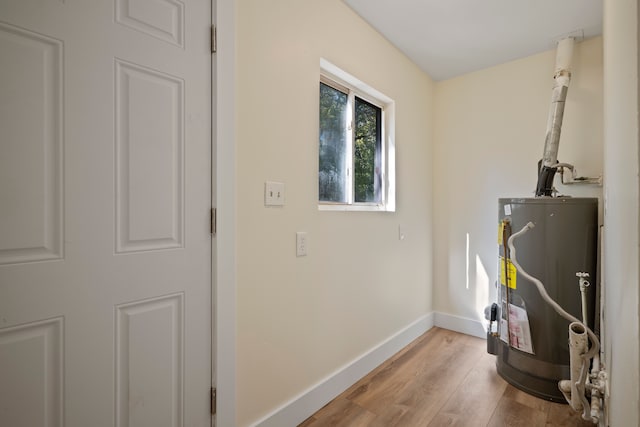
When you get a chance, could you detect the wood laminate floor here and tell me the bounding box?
[300,327,594,427]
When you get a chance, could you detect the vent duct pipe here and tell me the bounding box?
[535,37,575,197]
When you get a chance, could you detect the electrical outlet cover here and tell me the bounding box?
[296,231,307,257]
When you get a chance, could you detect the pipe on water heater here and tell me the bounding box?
[566,322,588,411]
[536,37,575,196]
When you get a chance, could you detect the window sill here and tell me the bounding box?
[318,203,394,212]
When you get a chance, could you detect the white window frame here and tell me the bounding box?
[319,58,396,212]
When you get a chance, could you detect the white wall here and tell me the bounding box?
[235,1,433,425]
[602,0,640,424]
[433,37,604,327]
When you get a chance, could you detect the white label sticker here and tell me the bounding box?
[504,204,512,216]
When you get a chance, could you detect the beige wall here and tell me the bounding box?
[236,0,434,424]
[433,37,604,324]
[602,0,640,424]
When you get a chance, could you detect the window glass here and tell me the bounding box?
[354,97,381,203]
[319,82,348,203]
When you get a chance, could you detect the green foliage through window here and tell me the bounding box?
[319,83,347,203]
[354,98,381,203]
[319,79,382,205]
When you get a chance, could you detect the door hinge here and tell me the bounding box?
[210,208,217,235]
[210,387,217,415]
[211,24,217,53]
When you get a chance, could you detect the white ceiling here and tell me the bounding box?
[343,0,603,81]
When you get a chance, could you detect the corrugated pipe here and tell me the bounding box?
[535,37,575,197]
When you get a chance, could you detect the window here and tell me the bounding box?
[318,60,395,211]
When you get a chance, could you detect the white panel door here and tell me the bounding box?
[0,1,212,426]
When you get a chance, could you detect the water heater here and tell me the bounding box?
[490,197,598,401]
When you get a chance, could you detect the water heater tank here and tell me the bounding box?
[494,197,598,402]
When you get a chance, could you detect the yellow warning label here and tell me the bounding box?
[497,222,503,245]
[500,256,517,289]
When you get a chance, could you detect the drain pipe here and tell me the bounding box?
[560,322,589,412]
[575,272,606,424]
[536,37,575,196]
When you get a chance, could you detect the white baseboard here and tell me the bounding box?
[251,311,488,427]
[433,311,487,339]
[252,312,435,427]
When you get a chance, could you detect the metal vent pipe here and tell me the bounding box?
[535,37,575,197]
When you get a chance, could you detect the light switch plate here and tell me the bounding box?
[265,181,285,206]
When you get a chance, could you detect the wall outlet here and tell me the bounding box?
[265,181,285,206]
[296,232,307,257]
